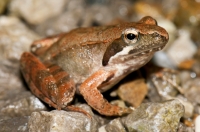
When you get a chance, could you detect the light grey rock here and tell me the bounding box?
[122,99,184,132]
[28,104,100,132]
[166,29,197,67]
[81,0,131,27]
[0,116,29,132]
[147,69,179,102]
[0,15,39,108]
[0,91,47,118]
[152,51,176,69]
[9,0,68,24]
[78,104,109,125]
[33,0,132,36]
[176,95,194,118]
[34,0,86,36]
[0,16,39,62]
[183,78,200,104]
[105,118,126,132]
[0,63,25,100]
[98,125,107,132]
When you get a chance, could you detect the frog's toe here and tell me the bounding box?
[118,107,133,116]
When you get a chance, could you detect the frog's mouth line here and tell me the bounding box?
[108,44,165,64]
[129,45,165,57]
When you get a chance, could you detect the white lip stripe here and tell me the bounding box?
[109,46,133,63]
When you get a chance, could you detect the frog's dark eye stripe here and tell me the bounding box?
[122,28,139,45]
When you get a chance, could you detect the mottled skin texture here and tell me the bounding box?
[20,16,169,116]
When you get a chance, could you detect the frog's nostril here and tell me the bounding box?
[161,29,169,40]
[152,33,160,37]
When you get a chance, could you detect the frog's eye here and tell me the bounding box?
[122,28,139,44]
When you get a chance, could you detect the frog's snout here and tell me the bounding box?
[162,29,169,41]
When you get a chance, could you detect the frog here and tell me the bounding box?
[20,16,168,116]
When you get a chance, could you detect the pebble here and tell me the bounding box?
[195,115,200,132]
[117,78,147,107]
[28,104,100,132]
[0,116,29,132]
[166,29,197,67]
[122,99,184,132]
[9,0,68,24]
[105,118,126,132]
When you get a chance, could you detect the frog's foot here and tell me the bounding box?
[64,105,92,118]
[20,52,76,109]
[79,70,132,116]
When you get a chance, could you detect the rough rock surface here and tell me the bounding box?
[0,116,29,132]
[28,104,104,132]
[0,91,47,119]
[105,118,126,132]
[9,0,68,24]
[122,99,184,132]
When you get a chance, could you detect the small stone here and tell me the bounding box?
[110,100,127,109]
[195,115,200,132]
[176,95,194,118]
[0,116,29,132]
[166,29,197,67]
[0,64,25,99]
[147,68,179,101]
[81,0,131,27]
[117,78,147,107]
[0,16,39,65]
[183,78,200,104]
[98,126,107,132]
[28,104,99,132]
[0,92,47,118]
[152,51,176,69]
[0,16,40,113]
[122,99,184,132]
[105,118,126,132]
[9,0,68,24]
[34,0,86,36]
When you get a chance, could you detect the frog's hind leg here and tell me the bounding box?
[20,52,75,110]
[28,80,59,109]
[79,70,132,116]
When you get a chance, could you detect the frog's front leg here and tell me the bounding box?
[20,52,87,114]
[79,70,132,116]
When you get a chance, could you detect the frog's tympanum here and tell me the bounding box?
[20,16,168,116]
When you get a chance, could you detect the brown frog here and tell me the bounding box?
[20,16,168,116]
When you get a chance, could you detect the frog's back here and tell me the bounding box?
[57,25,121,48]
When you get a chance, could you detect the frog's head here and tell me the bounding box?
[103,16,169,66]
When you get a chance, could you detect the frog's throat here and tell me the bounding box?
[99,52,154,92]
